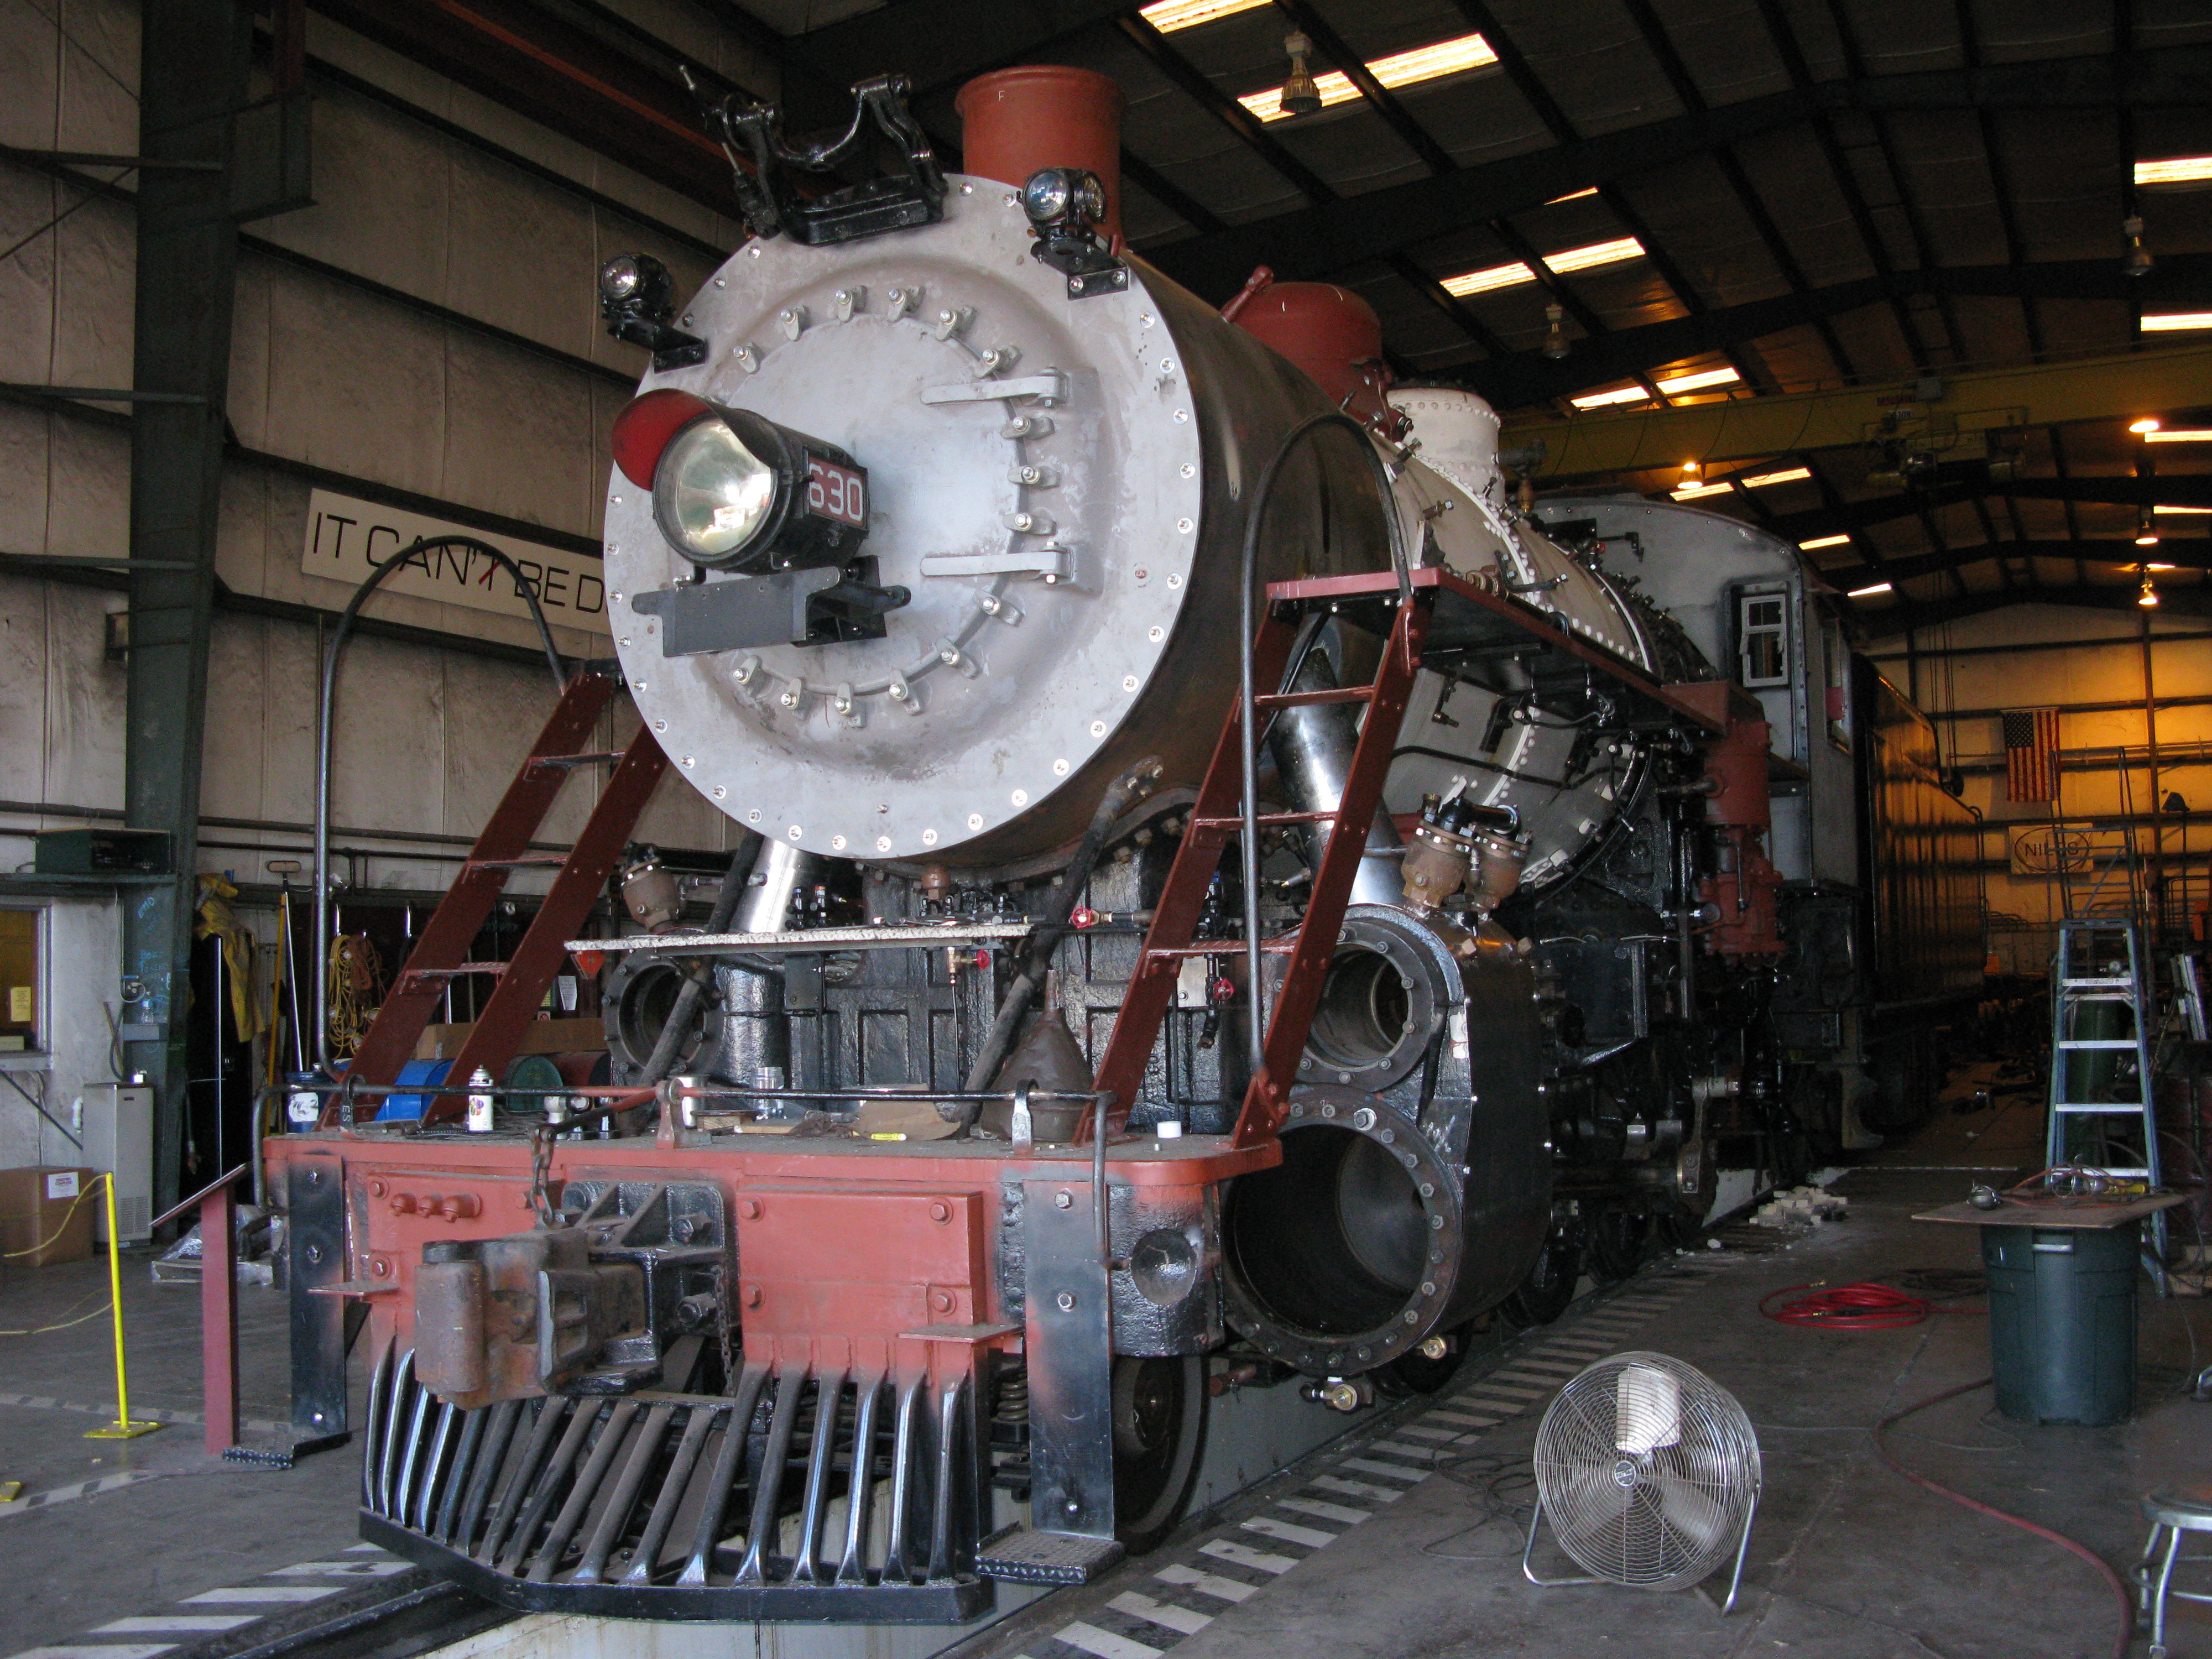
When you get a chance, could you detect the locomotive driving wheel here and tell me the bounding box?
[1111,1355,1208,1553]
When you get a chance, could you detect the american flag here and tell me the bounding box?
[2004,708,2061,802]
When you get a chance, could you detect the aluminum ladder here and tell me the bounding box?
[2045,916,2168,1281]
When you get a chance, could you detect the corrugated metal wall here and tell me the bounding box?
[0,0,774,1168]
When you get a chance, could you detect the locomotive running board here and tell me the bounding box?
[358,1348,992,1622]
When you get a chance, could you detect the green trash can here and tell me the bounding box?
[1981,1220,2139,1426]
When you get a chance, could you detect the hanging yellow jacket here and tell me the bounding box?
[194,874,265,1044]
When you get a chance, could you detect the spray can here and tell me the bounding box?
[466,1067,495,1133]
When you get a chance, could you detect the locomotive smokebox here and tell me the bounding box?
[602,72,1390,869]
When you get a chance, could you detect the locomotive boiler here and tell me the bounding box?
[264,61,1975,1629]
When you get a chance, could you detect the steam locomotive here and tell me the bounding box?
[264,65,1980,1626]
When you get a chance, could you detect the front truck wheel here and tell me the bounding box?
[1112,1355,1208,1553]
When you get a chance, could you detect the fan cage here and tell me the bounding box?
[1531,1350,1762,1593]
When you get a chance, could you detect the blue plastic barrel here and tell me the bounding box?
[382,1058,452,1120]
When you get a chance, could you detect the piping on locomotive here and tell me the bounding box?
[263,65,1980,1623]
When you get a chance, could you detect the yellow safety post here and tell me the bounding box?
[85,1173,160,1440]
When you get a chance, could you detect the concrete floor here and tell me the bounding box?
[0,1235,389,1656]
[4,1063,2209,1659]
[957,1068,2212,1659]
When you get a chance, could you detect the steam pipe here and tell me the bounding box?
[736,840,817,936]
[1237,412,1413,1082]
[1266,636,1406,910]
[635,832,768,1086]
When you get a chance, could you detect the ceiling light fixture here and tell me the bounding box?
[2130,418,2163,434]
[2135,155,2212,189]
[1139,0,1267,32]
[1443,236,1644,297]
[2125,216,2153,278]
[1799,534,1850,550]
[1652,366,1741,394]
[1568,385,1649,410]
[2156,505,2212,514]
[2140,572,2160,607]
[1542,304,1568,361]
[2141,312,2212,332]
[1739,466,1812,488]
[1542,235,1644,275]
[2144,429,2212,443]
[1671,480,1735,500]
[2135,507,2161,547]
[1847,582,1892,598]
[1276,31,1324,117]
[2144,562,2177,570]
[1242,31,1496,121]
[1546,187,1600,204]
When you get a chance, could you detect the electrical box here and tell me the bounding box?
[81,1084,153,1243]
[32,828,172,876]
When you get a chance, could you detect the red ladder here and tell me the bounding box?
[336,670,669,1127]
[1093,584,1431,1147]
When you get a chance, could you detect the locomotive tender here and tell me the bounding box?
[264,65,1979,1626]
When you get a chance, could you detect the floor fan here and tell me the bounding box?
[1522,1351,1762,1613]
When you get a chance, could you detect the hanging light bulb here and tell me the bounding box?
[2140,571,2160,607]
[2136,507,2161,547]
[2125,215,2153,278]
[1278,31,1323,117]
[1542,302,1568,361]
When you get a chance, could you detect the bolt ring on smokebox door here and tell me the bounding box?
[1222,1086,1466,1376]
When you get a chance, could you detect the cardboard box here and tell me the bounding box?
[0,1165,98,1266]
[414,1016,607,1062]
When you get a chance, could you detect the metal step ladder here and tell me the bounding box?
[336,669,669,1126]
[1091,581,1430,1147]
[2045,916,2168,1281]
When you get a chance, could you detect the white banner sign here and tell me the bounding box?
[300,489,611,637]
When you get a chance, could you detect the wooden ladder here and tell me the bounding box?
[336,670,668,1126]
[1093,581,1430,1147]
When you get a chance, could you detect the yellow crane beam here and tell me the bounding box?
[1498,340,2212,481]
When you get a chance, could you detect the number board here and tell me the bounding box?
[805,456,867,527]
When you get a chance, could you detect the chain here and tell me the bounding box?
[709,1261,739,1394]
[528,1126,559,1229]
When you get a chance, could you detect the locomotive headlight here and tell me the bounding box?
[610,388,871,577]
[656,417,777,561]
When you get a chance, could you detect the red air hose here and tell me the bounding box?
[1759,1281,1937,1329]
[1876,1379,2132,1659]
